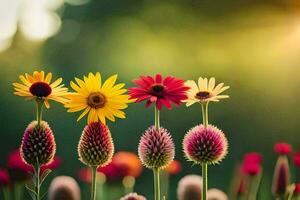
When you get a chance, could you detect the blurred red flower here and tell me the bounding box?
[40,156,62,174]
[241,163,261,176]
[165,160,182,175]
[243,152,263,165]
[7,149,61,181]
[274,143,292,155]
[78,168,92,183]
[7,150,32,172]
[98,151,142,181]
[293,152,300,168]
[294,183,300,194]
[0,168,10,186]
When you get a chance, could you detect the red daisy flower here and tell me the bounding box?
[129,74,189,110]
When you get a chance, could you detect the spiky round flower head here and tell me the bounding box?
[272,156,290,197]
[207,188,228,200]
[20,121,56,167]
[120,193,147,200]
[138,126,175,170]
[183,124,228,165]
[78,122,114,167]
[177,175,202,200]
[48,176,81,200]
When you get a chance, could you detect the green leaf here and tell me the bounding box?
[39,169,52,187]
[25,185,37,200]
[41,191,48,200]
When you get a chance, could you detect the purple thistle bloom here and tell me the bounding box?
[78,122,114,167]
[183,124,228,165]
[138,126,175,170]
[272,156,290,197]
[20,121,56,166]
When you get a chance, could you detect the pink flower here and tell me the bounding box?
[243,152,263,165]
[0,168,10,186]
[183,124,228,165]
[129,74,189,110]
[241,163,261,176]
[274,143,292,155]
[293,152,300,168]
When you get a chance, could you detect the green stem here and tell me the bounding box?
[201,102,209,127]
[36,98,44,126]
[201,102,209,200]
[202,163,208,200]
[155,107,160,130]
[91,166,97,200]
[153,168,160,200]
[3,187,11,200]
[34,165,40,200]
[14,182,24,200]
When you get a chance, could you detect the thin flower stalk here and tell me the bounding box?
[90,166,97,200]
[154,107,161,200]
[201,101,209,200]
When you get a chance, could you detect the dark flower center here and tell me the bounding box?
[29,82,52,97]
[195,91,211,100]
[151,84,164,95]
[87,92,106,108]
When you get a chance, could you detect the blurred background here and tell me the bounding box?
[0,0,300,199]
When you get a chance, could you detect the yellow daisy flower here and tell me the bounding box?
[13,71,69,108]
[65,72,132,124]
[184,77,229,106]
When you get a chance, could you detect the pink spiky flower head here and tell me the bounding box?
[183,124,228,165]
[78,122,114,167]
[120,193,147,200]
[20,121,56,167]
[272,156,290,197]
[138,126,175,170]
[129,74,189,110]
